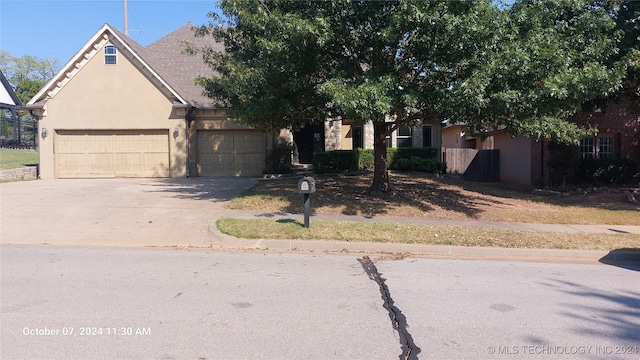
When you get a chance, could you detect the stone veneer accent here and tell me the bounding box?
[324,119,343,151]
[0,167,38,181]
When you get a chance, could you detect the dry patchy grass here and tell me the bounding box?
[228,172,640,225]
[217,218,640,251]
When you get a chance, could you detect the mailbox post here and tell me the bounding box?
[297,177,316,228]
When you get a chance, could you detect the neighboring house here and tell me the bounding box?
[0,70,22,146]
[26,23,282,179]
[442,101,640,186]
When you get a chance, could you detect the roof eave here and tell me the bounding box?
[27,23,189,106]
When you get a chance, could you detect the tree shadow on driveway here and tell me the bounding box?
[140,177,260,203]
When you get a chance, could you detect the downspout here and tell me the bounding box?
[29,110,41,178]
[185,107,195,178]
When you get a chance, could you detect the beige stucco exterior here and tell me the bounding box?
[28,24,273,179]
[442,125,533,185]
[188,110,272,176]
[33,34,187,179]
[493,132,532,185]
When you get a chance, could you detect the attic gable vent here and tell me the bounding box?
[104,45,117,65]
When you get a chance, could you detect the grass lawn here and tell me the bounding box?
[228,172,640,225]
[220,172,640,251]
[217,218,640,251]
[0,149,38,170]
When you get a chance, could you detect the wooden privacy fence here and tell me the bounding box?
[443,148,500,182]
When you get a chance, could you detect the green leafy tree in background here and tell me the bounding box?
[0,50,59,105]
[0,110,12,139]
[608,0,640,110]
[195,0,628,192]
[0,51,59,143]
[454,0,627,142]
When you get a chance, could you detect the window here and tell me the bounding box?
[597,137,614,159]
[422,125,432,147]
[104,45,117,65]
[384,123,392,148]
[579,134,617,159]
[397,126,413,147]
[579,137,594,159]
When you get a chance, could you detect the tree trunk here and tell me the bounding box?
[370,122,389,192]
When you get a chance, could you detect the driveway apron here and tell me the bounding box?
[0,178,258,247]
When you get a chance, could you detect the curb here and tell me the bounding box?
[207,220,640,266]
[217,210,640,234]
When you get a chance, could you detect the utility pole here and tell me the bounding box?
[124,0,129,36]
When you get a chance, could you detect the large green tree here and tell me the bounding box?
[452,0,627,141]
[0,50,59,105]
[0,51,59,143]
[605,0,639,110]
[195,0,626,192]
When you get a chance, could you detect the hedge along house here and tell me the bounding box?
[26,23,278,179]
[537,100,640,187]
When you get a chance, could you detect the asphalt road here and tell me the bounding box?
[1,245,638,360]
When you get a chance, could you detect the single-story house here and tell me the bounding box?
[26,23,442,179]
[442,100,640,186]
[26,23,287,179]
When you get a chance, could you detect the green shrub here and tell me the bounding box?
[394,157,438,173]
[577,158,639,186]
[411,157,438,173]
[313,147,442,174]
[265,143,294,174]
[395,158,412,171]
[547,142,579,188]
[313,150,358,173]
[388,147,441,173]
[388,147,438,168]
[355,148,374,170]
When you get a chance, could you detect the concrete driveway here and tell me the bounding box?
[0,178,258,247]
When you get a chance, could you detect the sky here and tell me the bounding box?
[1,0,221,66]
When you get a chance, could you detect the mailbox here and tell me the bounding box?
[297,177,316,194]
[298,176,316,228]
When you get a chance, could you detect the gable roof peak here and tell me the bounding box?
[27,22,188,107]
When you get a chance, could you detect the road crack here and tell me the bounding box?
[358,256,421,360]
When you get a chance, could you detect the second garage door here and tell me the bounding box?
[55,130,170,178]
[196,130,266,176]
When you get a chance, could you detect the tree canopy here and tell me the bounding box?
[195,0,630,191]
[0,50,59,105]
[607,0,640,110]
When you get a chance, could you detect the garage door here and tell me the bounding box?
[196,130,266,176]
[55,130,170,178]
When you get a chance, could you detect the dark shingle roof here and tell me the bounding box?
[144,22,223,108]
[28,23,221,109]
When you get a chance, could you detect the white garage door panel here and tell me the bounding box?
[56,130,169,178]
[197,130,266,176]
